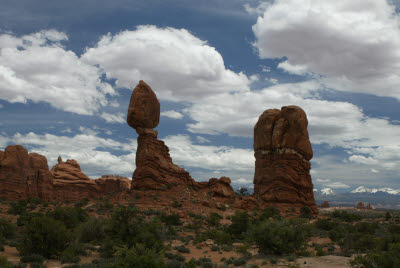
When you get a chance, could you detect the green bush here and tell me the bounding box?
[315,219,337,231]
[20,254,45,264]
[207,212,222,227]
[0,256,13,268]
[0,218,16,239]
[251,219,310,255]
[77,217,106,243]
[331,210,362,222]
[107,206,164,251]
[174,245,190,253]
[350,243,400,267]
[111,243,166,268]
[47,206,88,229]
[228,211,249,238]
[258,207,280,221]
[161,213,182,226]
[7,200,27,215]
[17,215,70,258]
[300,207,313,219]
[17,212,44,226]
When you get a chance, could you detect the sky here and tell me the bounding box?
[0,0,400,192]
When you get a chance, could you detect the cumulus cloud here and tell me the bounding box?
[82,25,251,102]
[0,30,114,115]
[100,112,125,124]
[252,0,400,100]
[161,110,184,119]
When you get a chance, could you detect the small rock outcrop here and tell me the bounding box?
[357,201,365,209]
[366,203,373,210]
[95,175,131,194]
[0,145,54,200]
[128,81,196,190]
[320,201,330,208]
[253,106,317,213]
[196,177,236,199]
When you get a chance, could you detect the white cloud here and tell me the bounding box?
[252,0,400,100]
[349,155,378,165]
[196,136,211,144]
[161,110,184,119]
[1,132,136,177]
[324,182,350,189]
[100,112,125,124]
[82,25,251,102]
[0,30,114,115]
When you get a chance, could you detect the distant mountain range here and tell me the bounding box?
[314,186,400,209]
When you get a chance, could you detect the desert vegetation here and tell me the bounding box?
[0,198,399,267]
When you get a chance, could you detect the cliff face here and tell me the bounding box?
[0,145,54,200]
[253,106,317,213]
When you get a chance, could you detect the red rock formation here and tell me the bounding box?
[196,177,236,199]
[366,203,373,210]
[128,81,196,191]
[96,175,131,194]
[50,158,101,201]
[253,106,317,213]
[321,201,330,208]
[0,145,54,200]
[357,201,365,209]
[0,146,133,201]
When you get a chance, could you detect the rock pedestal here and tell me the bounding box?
[253,106,317,213]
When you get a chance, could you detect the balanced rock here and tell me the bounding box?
[253,106,317,213]
[0,145,54,200]
[127,80,160,130]
[128,81,195,190]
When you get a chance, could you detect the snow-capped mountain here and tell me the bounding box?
[351,186,400,195]
[321,188,336,195]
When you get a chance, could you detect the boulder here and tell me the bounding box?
[196,177,236,199]
[127,80,160,130]
[253,106,317,213]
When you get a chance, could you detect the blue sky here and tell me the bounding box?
[1,0,400,192]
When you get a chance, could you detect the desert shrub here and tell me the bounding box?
[174,245,190,253]
[99,238,116,258]
[161,213,182,226]
[111,243,166,268]
[77,217,106,243]
[350,243,400,268]
[20,254,45,264]
[258,206,280,221]
[17,215,70,258]
[328,225,346,242]
[385,212,392,221]
[207,212,222,227]
[75,198,89,208]
[192,257,215,268]
[331,210,362,222]
[17,212,44,226]
[228,211,250,238]
[7,200,27,215]
[47,206,88,229]
[315,218,337,231]
[107,206,164,251]
[0,218,16,239]
[300,207,313,219]
[251,218,310,255]
[60,245,81,264]
[0,256,13,268]
[172,200,182,208]
[355,222,378,234]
